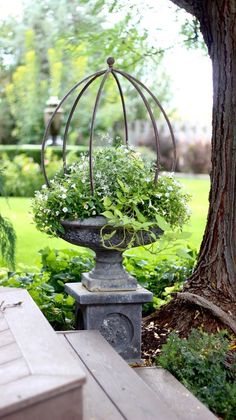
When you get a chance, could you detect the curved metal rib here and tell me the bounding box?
[111,71,128,145]
[115,69,177,172]
[113,69,161,183]
[41,70,106,187]
[89,68,111,194]
[62,71,106,172]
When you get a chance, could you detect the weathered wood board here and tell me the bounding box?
[135,367,217,420]
[60,330,178,420]
[0,287,85,420]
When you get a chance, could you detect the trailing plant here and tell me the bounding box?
[0,214,16,270]
[0,168,16,269]
[33,146,190,248]
[157,329,236,419]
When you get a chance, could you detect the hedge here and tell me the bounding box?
[0,144,88,164]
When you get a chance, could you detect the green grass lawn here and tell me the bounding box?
[0,177,210,268]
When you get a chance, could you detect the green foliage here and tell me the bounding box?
[0,144,87,164]
[125,242,196,313]
[0,214,16,269]
[0,0,169,144]
[0,247,94,330]
[5,30,45,144]
[32,146,191,245]
[158,330,236,419]
[0,168,16,269]
[0,152,61,197]
[39,247,94,292]
[180,17,207,52]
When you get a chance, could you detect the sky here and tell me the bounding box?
[0,0,213,127]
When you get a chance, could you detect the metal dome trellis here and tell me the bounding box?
[41,57,176,192]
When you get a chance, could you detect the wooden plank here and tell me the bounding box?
[0,288,86,419]
[0,315,8,332]
[0,329,15,347]
[0,357,29,386]
[3,386,83,420]
[2,289,86,379]
[135,367,217,420]
[65,330,178,420]
[58,333,123,420]
[0,342,22,365]
[1,375,84,418]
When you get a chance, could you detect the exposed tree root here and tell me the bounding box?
[174,292,236,335]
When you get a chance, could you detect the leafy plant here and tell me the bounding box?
[33,145,190,248]
[0,214,16,269]
[0,168,16,269]
[158,329,236,419]
[39,247,94,292]
[0,151,61,197]
[124,242,196,313]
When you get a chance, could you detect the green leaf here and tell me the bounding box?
[134,207,146,223]
[103,196,112,207]
[103,230,117,241]
[101,210,115,220]
[154,215,170,231]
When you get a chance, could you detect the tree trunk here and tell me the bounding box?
[185,0,236,311]
[145,0,236,335]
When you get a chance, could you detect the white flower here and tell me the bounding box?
[167,186,173,191]
[71,183,76,189]
[165,192,170,198]
[61,193,67,199]
[56,211,60,216]
[62,207,68,213]
[156,193,162,198]
[60,186,67,193]
[42,184,47,189]
[83,203,89,210]
[92,210,96,215]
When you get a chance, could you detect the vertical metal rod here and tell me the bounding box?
[62,71,106,172]
[115,69,177,172]
[89,69,111,194]
[41,71,104,187]
[114,69,161,183]
[111,71,128,145]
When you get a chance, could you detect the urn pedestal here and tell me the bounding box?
[65,283,152,362]
[61,217,161,362]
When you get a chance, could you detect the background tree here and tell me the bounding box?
[146,0,236,335]
[0,0,169,145]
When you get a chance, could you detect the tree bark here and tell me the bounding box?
[160,0,236,326]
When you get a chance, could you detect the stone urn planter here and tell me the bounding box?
[60,216,163,291]
[33,57,189,362]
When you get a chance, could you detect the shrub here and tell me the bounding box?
[0,144,87,164]
[183,141,211,174]
[0,151,64,196]
[158,329,236,419]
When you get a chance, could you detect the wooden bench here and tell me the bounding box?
[0,287,217,420]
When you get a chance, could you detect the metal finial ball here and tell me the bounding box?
[107,57,115,67]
